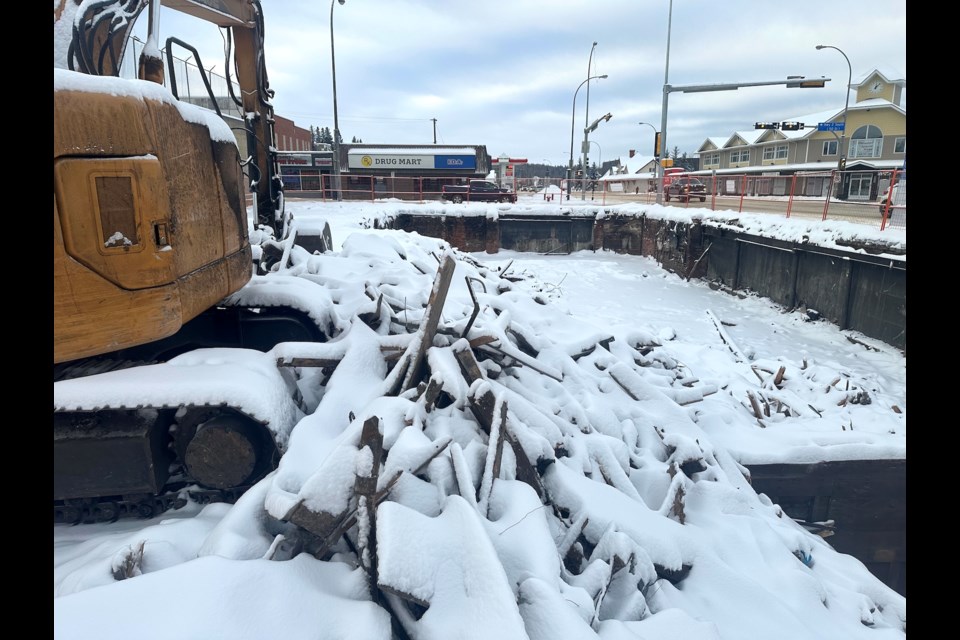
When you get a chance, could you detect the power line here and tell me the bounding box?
[274,112,435,123]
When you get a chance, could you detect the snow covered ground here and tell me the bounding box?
[54,198,906,639]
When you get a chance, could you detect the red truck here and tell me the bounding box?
[441,180,517,204]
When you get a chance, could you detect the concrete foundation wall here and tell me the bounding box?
[382,211,905,350]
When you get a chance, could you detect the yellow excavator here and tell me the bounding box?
[54,0,325,523]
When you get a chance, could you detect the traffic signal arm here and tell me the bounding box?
[786,76,828,88]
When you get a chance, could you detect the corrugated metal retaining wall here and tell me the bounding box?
[385,211,905,351]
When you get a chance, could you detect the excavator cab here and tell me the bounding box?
[54,0,283,364]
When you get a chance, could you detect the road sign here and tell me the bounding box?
[817,122,845,132]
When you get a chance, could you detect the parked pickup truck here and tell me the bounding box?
[441,180,517,203]
[665,176,707,203]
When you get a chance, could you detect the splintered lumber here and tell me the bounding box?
[685,241,712,281]
[284,502,346,547]
[400,252,457,393]
[355,417,383,597]
[773,366,786,387]
[421,376,443,412]
[455,341,487,385]
[275,338,410,369]
[556,513,589,562]
[477,401,507,516]
[461,276,486,338]
[277,346,405,368]
[376,500,529,636]
[468,385,498,435]
[465,381,545,500]
[504,425,547,501]
[468,334,498,349]
[746,390,764,420]
[319,439,453,560]
[706,309,747,363]
[480,341,563,381]
[311,471,404,561]
[457,343,545,501]
[456,344,498,435]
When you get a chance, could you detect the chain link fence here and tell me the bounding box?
[120,36,243,119]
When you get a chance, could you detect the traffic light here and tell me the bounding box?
[838,158,846,172]
[654,132,661,158]
[754,122,779,130]
[780,122,804,131]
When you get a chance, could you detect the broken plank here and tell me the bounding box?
[685,241,712,281]
[706,309,748,363]
[400,252,457,393]
[503,424,546,501]
[478,402,507,517]
[746,390,764,420]
[480,342,563,382]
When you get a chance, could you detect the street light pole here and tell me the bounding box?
[584,42,598,134]
[567,74,607,201]
[582,42,598,197]
[657,0,674,205]
[330,0,346,201]
[638,121,660,198]
[816,44,852,198]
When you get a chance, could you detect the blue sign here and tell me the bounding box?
[434,155,476,170]
[817,122,845,132]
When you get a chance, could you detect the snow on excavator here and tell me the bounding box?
[54,0,330,523]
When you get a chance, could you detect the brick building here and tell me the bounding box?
[274,115,313,152]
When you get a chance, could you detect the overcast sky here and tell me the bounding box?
[147,0,906,165]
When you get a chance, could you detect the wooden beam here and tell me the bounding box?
[401,253,457,392]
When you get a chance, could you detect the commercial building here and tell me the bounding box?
[691,68,905,200]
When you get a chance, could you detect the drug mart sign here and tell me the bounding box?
[348,153,476,170]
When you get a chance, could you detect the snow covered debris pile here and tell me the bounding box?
[54,226,906,639]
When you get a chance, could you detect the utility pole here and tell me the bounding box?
[431,118,437,144]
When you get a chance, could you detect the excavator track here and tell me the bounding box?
[54,348,304,525]
[53,484,251,525]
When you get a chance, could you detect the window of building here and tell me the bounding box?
[730,149,749,163]
[702,152,719,167]
[762,144,788,161]
[822,140,838,156]
[849,125,882,159]
[894,137,906,154]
